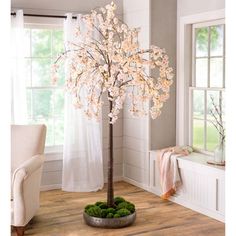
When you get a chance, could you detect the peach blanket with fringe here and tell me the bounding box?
[157,146,192,200]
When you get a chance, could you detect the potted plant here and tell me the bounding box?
[52,1,173,228]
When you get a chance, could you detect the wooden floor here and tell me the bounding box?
[15,181,225,236]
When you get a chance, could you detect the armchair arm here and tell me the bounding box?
[12,154,45,181]
[12,154,45,226]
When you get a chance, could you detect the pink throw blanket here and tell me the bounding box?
[157,146,192,200]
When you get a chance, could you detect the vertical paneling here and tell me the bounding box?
[41,159,63,190]
[122,0,150,187]
[179,168,216,211]
[149,150,225,222]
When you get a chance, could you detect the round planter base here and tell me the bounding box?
[83,212,136,228]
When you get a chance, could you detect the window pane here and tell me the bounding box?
[54,89,65,116]
[206,121,219,151]
[56,61,66,86]
[38,118,54,146]
[193,119,204,149]
[24,29,31,57]
[210,25,224,57]
[207,91,219,120]
[26,27,65,148]
[196,58,208,87]
[26,90,32,118]
[32,58,51,86]
[193,90,204,119]
[24,59,31,86]
[196,27,208,57]
[32,29,51,57]
[221,91,225,122]
[52,30,64,57]
[55,119,64,145]
[210,58,223,87]
[32,89,53,118]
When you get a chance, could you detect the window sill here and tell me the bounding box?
[44,145,63,162]
[178,152,225,172]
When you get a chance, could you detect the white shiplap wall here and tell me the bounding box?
[122,0,151,189]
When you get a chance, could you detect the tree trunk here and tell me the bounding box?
[107,100,114,207]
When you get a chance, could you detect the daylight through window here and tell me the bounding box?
[24,26,65,147]
[190,20,225,153]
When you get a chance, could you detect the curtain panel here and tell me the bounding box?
[62,14,104,192]
[11,10,27,124]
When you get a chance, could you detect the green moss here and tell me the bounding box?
[84,204,95,212]
[116,208,131,217]
[113,213,120,218]
[117,202,135,213]
[99,203,108,209]
[114,196,125,205]
[85,197,135,218]
[106,213,114,218]
[107,208,116,214]
[101,209,108,218]
[95,201,104,206]
[86,206,102,217]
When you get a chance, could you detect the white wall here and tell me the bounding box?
[176,0,225,145]
[150,0,177,150]
[122,0,150,187]
[178,0,225,17]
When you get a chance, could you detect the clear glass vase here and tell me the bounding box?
[214,141,225,165]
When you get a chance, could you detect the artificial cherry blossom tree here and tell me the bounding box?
[52,2,174,207]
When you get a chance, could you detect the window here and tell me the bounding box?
[24,25,65,147]
[190,20,225,153]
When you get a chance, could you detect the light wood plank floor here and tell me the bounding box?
[14,181,225,236]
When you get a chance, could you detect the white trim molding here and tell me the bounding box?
[176,9,225,146]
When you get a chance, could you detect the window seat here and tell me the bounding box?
[149,151,225,222]
[178,152,225,170]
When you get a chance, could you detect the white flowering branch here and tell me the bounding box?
[210,95,225,144]
[52,2,174,124]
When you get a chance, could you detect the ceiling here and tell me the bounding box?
[11,0,123,14]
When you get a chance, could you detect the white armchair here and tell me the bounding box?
[11,125,46,236]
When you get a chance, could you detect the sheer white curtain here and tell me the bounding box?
[62,14,104,192]
[11,10,27,124]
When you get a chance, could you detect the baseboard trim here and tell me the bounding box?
[122,176,149,192]
[104,176,124,183]
[40,184,62,191]
[170,195,225,223]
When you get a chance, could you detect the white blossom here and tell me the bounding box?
[52,2,174,124]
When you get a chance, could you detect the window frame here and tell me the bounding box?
[176,9,225,149]
[189,19,225,155]
[24,21,65,153]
